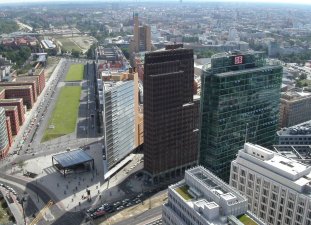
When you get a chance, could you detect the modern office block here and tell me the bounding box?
[230,143,311,225]
[144,44,199,181]
[163,166,264,225]
[103,80,135,170]
[200,51,282,181]
[279,90,311,128]
[277,120,311,145]
[0,107,9,158]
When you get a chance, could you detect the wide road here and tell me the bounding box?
[112,206,162,225]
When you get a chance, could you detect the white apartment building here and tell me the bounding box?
[230,143,311,225]
[163,166,264,225]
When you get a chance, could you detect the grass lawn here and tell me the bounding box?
[42,86,81,142]
[238,215,258,225]
[65,64,84,81]
[175,185,193,201]
[57,37,81,52]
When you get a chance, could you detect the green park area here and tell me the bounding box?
[56,37,81,52]
[175,185,193,201]
[65,64,84,81]
[42,86,81,142]
[238,214,258,225]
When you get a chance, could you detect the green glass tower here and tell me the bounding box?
[199,51,282,181]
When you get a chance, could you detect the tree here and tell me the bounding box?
[71,49,80,58]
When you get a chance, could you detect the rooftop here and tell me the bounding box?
[277,120,311,136]
[52,149,93,168]
[2,105,17,111]
[236,143,311,193]
[0,98,23,103]
[281,90,311,101]
[1,85,32,90]
[169,166,249,224]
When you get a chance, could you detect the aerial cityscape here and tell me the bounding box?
[1,1,311,225]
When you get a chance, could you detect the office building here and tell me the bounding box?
[131,13,151,53]
[0,80,37,101]
[144,44,199,182]
[277,120,311,145]
[0,99,25,125]
[230,143,311,225]
[134,71,144,147]
[163,166,264,225]
[3,85,34,109]
[0,107,9,158]
[200,51,282,180]
[102,78,135,170]
[3,106,19,135]
[279,90,311,128]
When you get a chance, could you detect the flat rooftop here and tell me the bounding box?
[2,85,32,90]
[0,98,23,103]
[52,149,93,168]
[170,166,248,224]
[277,120,311,136]
[2,105,17,111]
[238,143,311,192]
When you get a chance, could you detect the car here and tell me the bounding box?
[86,208,96,214]
[116,206,124,211]
[122,199,129,203]
[126,202,132,207]
[113,201,121,207]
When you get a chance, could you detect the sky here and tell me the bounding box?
[0,0,311,4]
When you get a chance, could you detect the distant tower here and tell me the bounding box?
[180,0,182,3]
[131,13,151,53]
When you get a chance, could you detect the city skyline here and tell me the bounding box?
[1,0,311,5]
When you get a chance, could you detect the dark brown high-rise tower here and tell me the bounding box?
[143,45,199,182]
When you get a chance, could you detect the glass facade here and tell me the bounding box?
[103,81,135,169]
[200,52,282,181]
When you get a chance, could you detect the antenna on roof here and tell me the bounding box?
[244,123,249,143]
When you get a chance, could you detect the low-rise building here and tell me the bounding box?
[277,120,311,145]
[279,90,311,128]
[163,166,264,225]
[230,143,311,225]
